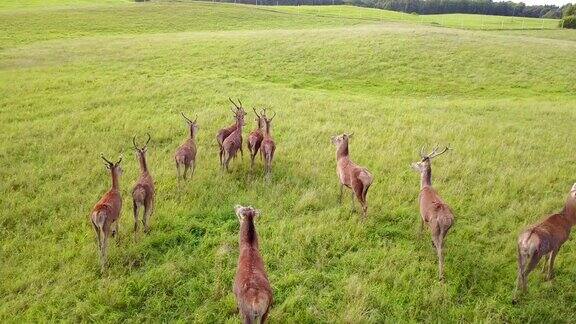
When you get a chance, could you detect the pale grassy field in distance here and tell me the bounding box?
[1,1,576,322]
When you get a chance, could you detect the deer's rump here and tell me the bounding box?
[234,273,272,319]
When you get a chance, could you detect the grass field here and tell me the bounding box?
[1,1,576,322]
[275,5,561,30]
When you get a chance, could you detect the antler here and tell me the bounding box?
[193,115,198,123]
[181,112,192,123]
[144,133,151,147]
[420,145,451,160]
[101,153,114,166]
[132,136,139,150]
[268,111,276,121]
[229,97,240,109]
[253,107,260,118]
[115,155,123,165]
[237,98,243,108]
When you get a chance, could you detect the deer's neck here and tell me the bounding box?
[111,169,120,190]
[235,120,243,134]
[264,123,272,136]
[138,154,148,174]
[239,216,258,247]
[336,143,349,160]
[420,166,432,189]
[189,128,196,140]
[562,195,576,226]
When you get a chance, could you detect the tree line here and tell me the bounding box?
[211,0,574,19]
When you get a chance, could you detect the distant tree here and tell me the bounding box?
[561,15,576,28]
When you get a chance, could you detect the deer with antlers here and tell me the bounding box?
[217,98,246,168]
[175,113,198,180]
[222,102,247,172]
[514,183,576,300]
[247,108,266,170]
[261,111,276,180]
[331,133,373,220]
[233,205,273,324]
[411,145,454,281]
[90,154,123,273]
[132,134,155,234]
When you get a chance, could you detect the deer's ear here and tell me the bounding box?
[254,209,261,218]
[234,205,244,221]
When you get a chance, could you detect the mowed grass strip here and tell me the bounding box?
[1,1,576,322]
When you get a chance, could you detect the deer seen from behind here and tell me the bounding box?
[233,205,273,324]
[132,133,155,234]
[514,183,576,301]
[331,133,373,220]
[411,145,454,281]
[247,107,266,170]
[260,111,276,180]
[218,98,245,168]
[90,154,123,274]
[222,104,247,171]
[175,113,198,180]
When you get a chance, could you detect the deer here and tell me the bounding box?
[411,145,454,281]
[331,133,373,220]
[233,205,273,324]
[90,154,123,274]
[217,98,246,168]
[174,113,198,180]
[514,183,576,301]
[222,105,247,171]
[132,133,154,234]
[260,111,276,180]
[247,107,266,170]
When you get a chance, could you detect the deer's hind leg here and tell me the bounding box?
[546,248,559,280]
[143,196,154,233]
[133,200,140,233]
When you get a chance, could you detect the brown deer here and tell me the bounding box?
[132,134,154,234]
[411,145,454,281]
[90,154,123,273]
[247,107,266,170]
[233,205,273,324]
[260,111,276,180]
[217,98,246,168]
[174,113,198,180]
[222,105,247,171]
[331,133,373,220]
[514,183,576,300]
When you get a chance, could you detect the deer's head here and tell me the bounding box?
[229,98,247,126]
[132,133,151,159]
[253,107,267,130]
[181,113,199,137]
[411,145,450,173]
[331,133,353,149]
[235,205,260,222]
[101,154,123,176]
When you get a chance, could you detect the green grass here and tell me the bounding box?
[273,5,560,30]
[1,1,576,322]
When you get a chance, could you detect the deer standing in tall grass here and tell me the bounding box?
[411,146,454,281]
[175,113,198,180]
[222,104,247,171]
[247,108,266,170]
[260,111,276,180]
[90,154,123,273]
[233,205,273,324]
[331,133,373,220]
[514,183,576,301]
[132,134,154,234]
[218,98,246,167]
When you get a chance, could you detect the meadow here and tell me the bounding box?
[1,1,576,322]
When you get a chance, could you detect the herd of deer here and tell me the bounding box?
[89,98,575,322]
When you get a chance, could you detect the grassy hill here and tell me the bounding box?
[1,1,576,322]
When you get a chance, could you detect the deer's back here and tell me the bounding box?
[261,137,275,154]
[248,130,263,147]
[525,213,571,249]
[217,124,236,145]
[223,130,242,150]
[132,174,154,202]
[234,247,272,314]
[419,188,453,225]
[337,158,365,186]
[93,190,122,224]
[175,140,196,163]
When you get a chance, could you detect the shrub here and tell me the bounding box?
[561,15,576,28]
